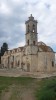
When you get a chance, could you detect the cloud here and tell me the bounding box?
[0,0,56,51]
[0,1,11,15]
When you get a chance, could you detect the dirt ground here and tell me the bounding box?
[0,80,38,100]
[0,68,56,78]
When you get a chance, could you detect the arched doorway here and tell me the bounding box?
[27,63,30,72]
[11,62,13,68]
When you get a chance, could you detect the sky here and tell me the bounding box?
[0,0,56,52]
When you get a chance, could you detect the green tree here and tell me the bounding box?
[1,42,8,56]
[0,43,8,63]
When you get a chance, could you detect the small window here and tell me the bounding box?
[33,41,35,45]
[52,61,54,67]
[27,40,29,45]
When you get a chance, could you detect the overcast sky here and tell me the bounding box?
[0,0,56,51]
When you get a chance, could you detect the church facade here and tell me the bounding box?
[1,15,56,72]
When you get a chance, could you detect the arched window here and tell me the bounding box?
[18,61,19,65]
[11,62,13,68]
[28,25,29,32]
[52,61,54,67]
[33,41,35,45]
[33,24,35,32]
[18,61,20,67]
[13,56,14,61]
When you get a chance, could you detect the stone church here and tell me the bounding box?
[1,14,56,72]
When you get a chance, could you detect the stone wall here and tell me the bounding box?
[37,52,56,72]
[1,48,56,73]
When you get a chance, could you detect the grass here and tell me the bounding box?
[0,76,56,100]
[0,76,34,93]
[36,77,56,100]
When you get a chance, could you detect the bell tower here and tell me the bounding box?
[25,14,38,72]
[25,14,38,55]
[25,14,38,46]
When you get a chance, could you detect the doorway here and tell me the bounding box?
[27,63,30,72]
